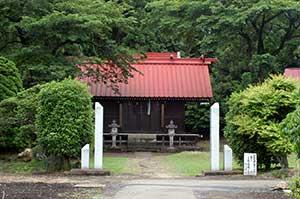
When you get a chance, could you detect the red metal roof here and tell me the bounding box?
[284,68,300,79]
[81,52,216,99]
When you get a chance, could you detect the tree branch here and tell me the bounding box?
[264,11,284,23]
[238,30,253,57]
[273,16,300,55]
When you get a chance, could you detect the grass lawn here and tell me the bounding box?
[0,152,298,176]
[0,159,47,173]
[165,151,241,176]
[165,152,299,177]
[90,156,129,174]
[0,154,128,174]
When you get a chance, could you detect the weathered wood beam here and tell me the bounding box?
[119,103,123,127]
[161,103,165,128]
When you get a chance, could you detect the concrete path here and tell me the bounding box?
[108,179,289,199]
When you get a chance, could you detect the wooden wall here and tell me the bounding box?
[95,99,186,134]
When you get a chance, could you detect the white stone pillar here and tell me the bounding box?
[94,102,103,169]
[81,144,90,169]
[210,103,220,171]
[224,145,232,171]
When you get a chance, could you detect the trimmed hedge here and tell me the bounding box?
[36,79,93,169]
[0,57,23,101]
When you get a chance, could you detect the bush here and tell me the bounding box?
[281,105,300,159]
[36,79,93,171]
[0,57,23,101]
[225,75,299,169]
[289,176,300,199]
[0,85,43,151]
[0,97,18,150]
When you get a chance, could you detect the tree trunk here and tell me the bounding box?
[264,161,271,171]
[277,155,289,169]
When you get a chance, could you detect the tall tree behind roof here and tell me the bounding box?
[142,0,300,126]
[0,0,139,88]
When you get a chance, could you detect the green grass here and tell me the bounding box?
[1,152,297,176]
[165,151,241,176]
[0,159,47,173]
[0,155,128,174]
[165,152,299,177]
[89,156,128,174]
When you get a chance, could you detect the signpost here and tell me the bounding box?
[243,153,257,176]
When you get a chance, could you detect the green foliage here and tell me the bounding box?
[281,103,300,158]
[225,75,299,169]
[141,0,300,127]
[289,176,300,199]
[36,79,93,164]
[14,85,44,149]
[0,57,22,101]
[0,0,139,87]
[185,103,210,134]
[0,97,18,150]
[0,84,43,150]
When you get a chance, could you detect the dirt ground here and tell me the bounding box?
[120,152,176,178]
[0,182,101,199]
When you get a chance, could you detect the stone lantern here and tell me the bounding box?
[109,120,120,148]
[165,120,177,149]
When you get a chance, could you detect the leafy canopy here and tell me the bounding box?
[0,56,22,101]
[0,0,138,88]
[141,0,300,125]
[225,75,299,169]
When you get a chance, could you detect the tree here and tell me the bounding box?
[36,79,93,171]
[0,0,139,88]
[225,75,299,169]
[0,56,22,101]
[141,0,300,127]
[185,103,210,134]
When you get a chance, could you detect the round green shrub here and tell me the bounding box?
[281,104,300,159]
[0,57,23,101]
[0,97,18,150]
[0,84,44,151]
[225,75,299,169]
[36,79,93,170]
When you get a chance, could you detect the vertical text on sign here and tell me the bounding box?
[243,153,257,176]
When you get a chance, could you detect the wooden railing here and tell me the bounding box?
[103,133,200,149]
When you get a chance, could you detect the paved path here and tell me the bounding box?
[108,179,289,199]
